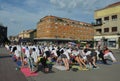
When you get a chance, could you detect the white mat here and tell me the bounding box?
[53,65,66,71]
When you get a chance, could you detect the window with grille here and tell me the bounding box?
[112,15,117,20]
[104,16,109,21]
[104,28,109,32]
[112,27,117,32]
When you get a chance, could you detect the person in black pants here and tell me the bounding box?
[40,57,49,72]
[99,50,107,64]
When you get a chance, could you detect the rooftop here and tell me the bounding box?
[106,1,120,8]
[95,1,120,11]
[38,15,92,26]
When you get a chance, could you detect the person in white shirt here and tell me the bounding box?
[31,48,40,63]
[71,48,87,70]
[61,47,71,71]
[51,48,58,62]
[83,44,98,68]
[5,44,9,50]
[25,46,30,58]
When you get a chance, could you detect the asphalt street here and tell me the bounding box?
[0,47,120,81]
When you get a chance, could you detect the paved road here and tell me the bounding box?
[0,47,28,81]
[28,49,120,81]
[0,47,120,81]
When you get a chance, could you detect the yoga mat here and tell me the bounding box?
[21,67,38,77]
[72,65,89,71]
[53,65,66,71]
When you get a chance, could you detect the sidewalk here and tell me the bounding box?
[0,47,28,81]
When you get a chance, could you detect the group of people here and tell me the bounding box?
[5,42,117,73]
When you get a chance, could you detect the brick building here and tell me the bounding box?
[36,16,94,42]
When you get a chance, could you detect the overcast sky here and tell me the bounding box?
[0,0,119,36]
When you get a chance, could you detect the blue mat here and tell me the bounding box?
[16,60,22,67]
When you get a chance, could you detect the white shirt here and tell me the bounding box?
[51,49,58,57]
[31,51,39,63]
[63,48,71,59]
[25,48,30,58]
[72,50,79,56]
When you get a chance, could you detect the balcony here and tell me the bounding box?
[93,18,103,26]
[92,22,103,26]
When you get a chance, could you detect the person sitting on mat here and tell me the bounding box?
[103,46,117,63]
[83,44,98,69]
[71,48,88,70]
